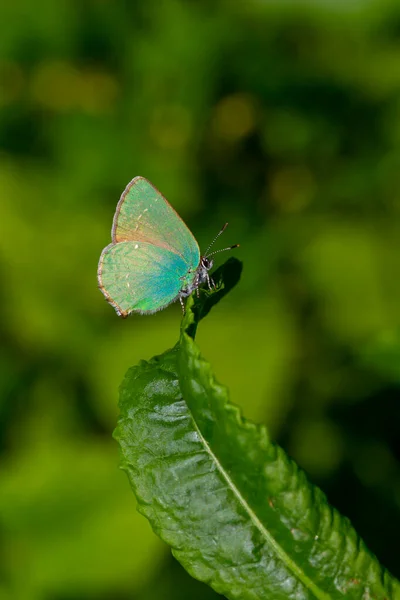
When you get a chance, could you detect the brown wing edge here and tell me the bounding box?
[111,176,143,243]
[97,242,181,317]
[97,243,129,318]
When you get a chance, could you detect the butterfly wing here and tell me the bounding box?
[98,240,193,316]
[112,176,200,270]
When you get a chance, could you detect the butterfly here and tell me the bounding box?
[97,176,238,317]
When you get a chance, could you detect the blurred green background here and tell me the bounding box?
[1,0,400,598]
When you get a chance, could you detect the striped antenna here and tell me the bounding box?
[204,223,229,256]
[204,223,239,257]
[206,243,240,258]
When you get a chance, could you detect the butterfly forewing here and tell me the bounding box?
[112,177,200,270]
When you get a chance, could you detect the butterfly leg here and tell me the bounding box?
[193,272,200,297]
[206,272,215,290]
[179,295,185,314]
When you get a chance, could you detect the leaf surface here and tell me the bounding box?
[115,259,400,600]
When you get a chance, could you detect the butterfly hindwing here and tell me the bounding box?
[112,177,200,270]
[98,241,193,315]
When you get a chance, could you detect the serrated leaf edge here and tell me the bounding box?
[180,327,332,600]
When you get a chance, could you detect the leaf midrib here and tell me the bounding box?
[188,409,332,600]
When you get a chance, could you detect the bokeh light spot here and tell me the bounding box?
[78,69,119,114]
[31,61,81,111]
[0,61,24,106]
[149,104,192,150]
[269,165,316,211]
[212,93,256,142]
[30,61,118,114]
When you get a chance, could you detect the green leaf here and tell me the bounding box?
[114,259,400,600]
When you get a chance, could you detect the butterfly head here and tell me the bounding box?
[193,256,214,289]
[195,223,239,288]
[179,222,239,304]
[200,256,214,271]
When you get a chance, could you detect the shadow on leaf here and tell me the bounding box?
[185,257,243,339]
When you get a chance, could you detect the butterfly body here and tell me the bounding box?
[98,177,220,317]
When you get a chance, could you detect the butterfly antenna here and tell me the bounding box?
[204,223,229,256]
[204,223,239,257]
[206,243,240,257]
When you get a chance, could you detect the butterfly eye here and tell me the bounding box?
[202,257,213,270]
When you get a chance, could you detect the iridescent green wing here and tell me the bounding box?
[98,241,194,316]
[112,176,200,270]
